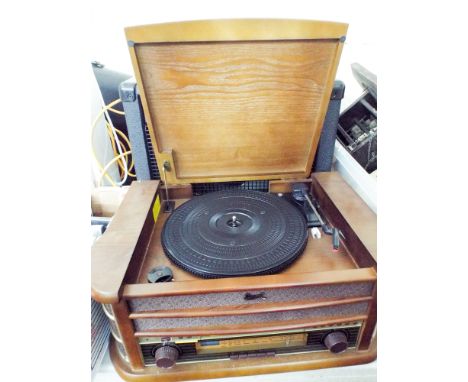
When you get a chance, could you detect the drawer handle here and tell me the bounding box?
[244,292,266,301]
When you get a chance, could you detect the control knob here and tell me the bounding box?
[154,345,179,368]
[323,331,348,353]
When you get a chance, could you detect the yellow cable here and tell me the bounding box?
[108,107,125,115]
[106,122,135,172]
[92,98,121,127]
[91,98,122,186]
[104,123,136,177]
[104,102,133,178]
[99,151,132,186]
[92,98,136,184]
[106,127,128,175]
[105,122,116,152]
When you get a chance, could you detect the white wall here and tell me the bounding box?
[90,1,377,108]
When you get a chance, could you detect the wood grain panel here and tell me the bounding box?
[124,268,376,299]
[129,296,372,319]
[312,173,377,265]
[91,181,159,303]
[133,315,367,338]
[134,40,340,182]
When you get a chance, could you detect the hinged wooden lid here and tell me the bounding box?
[125,19,347,184]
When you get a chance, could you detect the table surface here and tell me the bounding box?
[93,347,376,382]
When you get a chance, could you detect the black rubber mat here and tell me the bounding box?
[161,190,308,278]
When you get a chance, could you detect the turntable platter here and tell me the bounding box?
[161,190,308,278]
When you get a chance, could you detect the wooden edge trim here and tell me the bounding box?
[269,178,313,193]
[128,296,372,319]
[125,19,348,44]
[312,173,377,267]
[122,267,377,299]
[112,301,144,370]
[358,283,377,350]
[91,181,160,304]
[165,184,193,200]
[133,315,367,338]
[110,335,376,381]
[152,171,309,186]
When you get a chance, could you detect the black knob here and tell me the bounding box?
[323,331,348,353]
[147,266,173,283]
[154,346,179,368]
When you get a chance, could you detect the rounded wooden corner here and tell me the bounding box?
[109,338,147,382]
[91,287,119,305]
[125,19,348,44]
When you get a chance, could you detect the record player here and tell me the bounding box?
[91,19,377,381]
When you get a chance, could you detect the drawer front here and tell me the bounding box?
[128,282,374,312]
[132,301,369,331]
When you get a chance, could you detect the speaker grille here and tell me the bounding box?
[133,302,368,331]
[129,282,373,313]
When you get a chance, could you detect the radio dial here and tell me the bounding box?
[154,345,179,368]
[323,331,348,354]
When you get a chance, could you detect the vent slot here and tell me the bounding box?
[144,123,160,180]
[192,181,269,195]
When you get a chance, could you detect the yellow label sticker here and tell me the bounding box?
[152,196,161,223]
